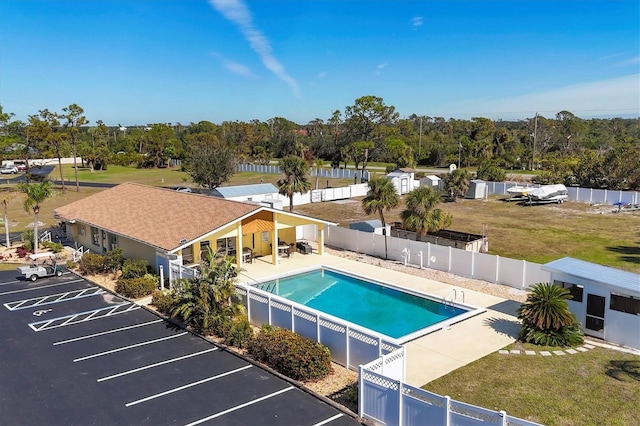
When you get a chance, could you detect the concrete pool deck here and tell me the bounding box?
[241,252,521,387]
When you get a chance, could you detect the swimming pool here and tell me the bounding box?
[250,267,483,343]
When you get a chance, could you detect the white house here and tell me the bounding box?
[386,168,419,195]
[543,257,640,350]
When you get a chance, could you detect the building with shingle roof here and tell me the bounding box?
[55,182,333,274]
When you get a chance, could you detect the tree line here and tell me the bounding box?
[1,97,638,191]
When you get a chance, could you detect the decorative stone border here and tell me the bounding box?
[498,344,596,356]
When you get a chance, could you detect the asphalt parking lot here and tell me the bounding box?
[0,269,360,425]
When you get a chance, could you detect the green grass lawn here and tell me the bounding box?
[422,344,640,426]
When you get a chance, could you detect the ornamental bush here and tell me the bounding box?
[78,252,108,275]
[115,275,157,299]
[151,290,177,315]
[247,326,332,381]
[121,258,150,279]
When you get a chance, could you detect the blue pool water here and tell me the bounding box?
[254,269,467,340]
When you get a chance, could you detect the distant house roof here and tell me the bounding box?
[55,182,261,252]
[542,257,640,295]
[349,220,384,233]
[422,175,441,181]
[387,169,413,178]
[209,183,279,198]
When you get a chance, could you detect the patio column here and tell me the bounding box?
[317,225,324,255]
[272,216,279,265]
[236,222,243,269]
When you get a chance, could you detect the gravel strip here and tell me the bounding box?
[324,246,528,303]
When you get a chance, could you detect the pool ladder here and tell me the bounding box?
[444,289,465,306]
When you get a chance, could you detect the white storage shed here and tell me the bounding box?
[543,257,640,350]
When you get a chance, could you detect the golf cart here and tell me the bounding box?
[18,252,63,281]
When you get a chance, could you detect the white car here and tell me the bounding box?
[0,165,18,174]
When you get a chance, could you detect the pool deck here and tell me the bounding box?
[241,252,521,387]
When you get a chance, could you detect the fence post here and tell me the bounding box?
[495,255,500,283]
[471,251,475,279]
[397,380,403,426]
[247,288,251,323]
[268,295,272,325]
[291,306,295,332]
[522,260,526,289]
[160,265,164,291]
[445,395,451,426]
[358,365,364,418]
[500,410,507,426]
[427,242,431,267]
[448,246,452,272]
[346,325,350,370]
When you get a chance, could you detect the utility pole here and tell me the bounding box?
[532,112,538,170]
[418,116,423,158]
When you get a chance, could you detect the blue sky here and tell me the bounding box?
[1,0,638,126]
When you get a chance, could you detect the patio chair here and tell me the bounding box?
[286,244,295,258]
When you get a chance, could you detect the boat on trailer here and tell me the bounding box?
[526,184,569,204]
[505,184,536,201]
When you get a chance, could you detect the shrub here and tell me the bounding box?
[121,258,149,279]
[21,230,34,252]
[78,252,108,275]
[151,290,177,315]
[222,315,253,348]
[105,248,125,273]
[115,275,158,298]
[16,246,30,258]
[247,326,332,381]
[66,260,77,269]
[42,241,64,253]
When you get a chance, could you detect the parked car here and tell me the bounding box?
[171,186,193,193]
[14,161,27,171]
[0,165,18,174]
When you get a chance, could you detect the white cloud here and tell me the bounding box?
[443,74,640,119]
[208,0,300,97]
[616,56,640,67]
[375,61,388,76]
[223,60,255,78]
[412,16,423,29]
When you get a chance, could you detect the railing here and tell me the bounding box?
[72,246,89,262]
[39,231,52,243]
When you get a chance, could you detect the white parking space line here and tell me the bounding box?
[125,365,253,407]
[0,280,22,287]
[54,319,164,345]
[73,332,188,362]
[29,303,140,332]
[0,279,84,295]
[185,386,295,426]
[313,414,345,426]
[4,288,105,311]
[98,348,218,382]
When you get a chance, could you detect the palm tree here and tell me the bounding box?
[517,282,584,347]
[362,177,399,258]
[400,186,452,238]
[443,168,472,201]
[171,254,244,336]
[277,155,311,212]
[18,180,56,254]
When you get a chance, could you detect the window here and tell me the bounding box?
[200,241,211,258]
[610,293,640,315]
[554,280,583,303]
[91,226,99,247]
[79,226,86,236]
[216,237,235,254]
[109,233,118,250]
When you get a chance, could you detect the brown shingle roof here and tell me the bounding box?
[55,183,261,251]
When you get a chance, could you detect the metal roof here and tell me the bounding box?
[542,257,640,294]
[349,220,383,232]
[209,183,279,198]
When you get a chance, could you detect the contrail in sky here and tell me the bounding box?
[208,0,300,97]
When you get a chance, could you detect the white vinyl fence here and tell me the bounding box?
[237,163,370,181]
[359,356,541,426]
[489,182,639,205]
[325,226,550,290]
[235,276,405,373]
